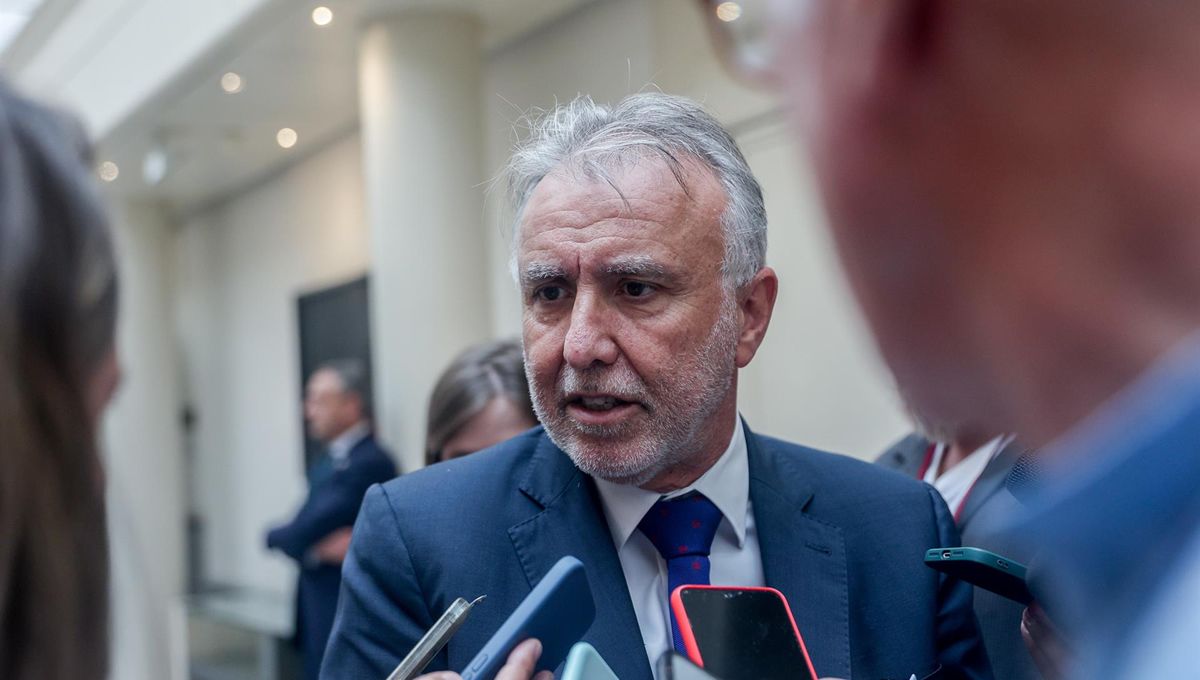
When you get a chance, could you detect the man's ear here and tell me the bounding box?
[829,0,945,109]
[734,267,779,368]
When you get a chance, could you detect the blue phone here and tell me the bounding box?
[460,556,595,680]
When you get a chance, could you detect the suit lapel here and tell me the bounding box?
[956,441,1024,528]
[508,434,652,680]
[747,428,852,680]
[881,434,932,478]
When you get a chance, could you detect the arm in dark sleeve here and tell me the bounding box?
[927,485,995,680]
[320,484,435,680]
[266,455,397,561]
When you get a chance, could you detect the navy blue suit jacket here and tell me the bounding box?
[267,434,396,680]
[322,425,990,680]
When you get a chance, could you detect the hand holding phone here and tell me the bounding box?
[412,639,549,680]
[924,547,1033,604]
[460,556,595,680]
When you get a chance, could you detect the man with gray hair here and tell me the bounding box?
[321,93,990,680]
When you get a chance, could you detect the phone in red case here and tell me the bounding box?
[670,585,818,680]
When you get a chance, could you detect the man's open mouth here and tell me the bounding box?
[568,394,637,411]
[563,392,645,420]
[568,395,628,412]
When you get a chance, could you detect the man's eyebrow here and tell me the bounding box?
[603,255,670,278]
[520,262,567,285]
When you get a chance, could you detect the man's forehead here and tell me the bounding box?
[523,161,693,223]
[308,369,344,391]
[515,158,727,272]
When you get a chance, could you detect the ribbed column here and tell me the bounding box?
[359,11,491,471]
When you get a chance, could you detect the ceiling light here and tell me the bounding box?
[276,127,298,149]
[97,161,119,182]
[220,72,244,94]
[311,6,333,26]
[715,2,742,22]
[142,148,168,185]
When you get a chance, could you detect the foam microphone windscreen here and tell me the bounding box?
[1004,452,1044,505]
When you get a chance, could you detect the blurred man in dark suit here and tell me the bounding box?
[879,423,1038,680]
[267,359,396,680]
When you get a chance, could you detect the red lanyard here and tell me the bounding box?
[917,442,983,524]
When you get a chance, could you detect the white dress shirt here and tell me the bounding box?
[593,417,764,675]
[327,420,370,467]
[923,435,1011,516]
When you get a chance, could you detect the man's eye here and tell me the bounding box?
[621,281,654,298]
[534,285,565,302]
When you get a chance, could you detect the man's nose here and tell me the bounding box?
[563,292,619,370]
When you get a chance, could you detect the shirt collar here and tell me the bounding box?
[594,416,750,551]
[327,421,370,461]
[922,434,1013,485]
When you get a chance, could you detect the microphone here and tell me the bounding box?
[1005,452,1045,505]
[387,595,486,680]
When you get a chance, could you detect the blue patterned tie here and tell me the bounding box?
[637,492,723,653]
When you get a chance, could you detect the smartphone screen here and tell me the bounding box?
[656,652,721,680]
[677,588,816,680]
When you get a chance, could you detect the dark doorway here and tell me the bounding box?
[297,276,372,474]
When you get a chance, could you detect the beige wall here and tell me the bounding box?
[175,133,369,592]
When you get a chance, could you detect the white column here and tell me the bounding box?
[104,201,186,680]
[359,11,492,472]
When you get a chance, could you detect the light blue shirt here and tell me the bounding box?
[1012,334,1200,679]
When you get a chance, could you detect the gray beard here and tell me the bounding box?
[527,298,741,486]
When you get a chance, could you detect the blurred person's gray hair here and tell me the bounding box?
[503,92,768,289]
[315,358,371,414]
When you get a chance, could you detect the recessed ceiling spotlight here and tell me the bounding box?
[97,161,119,182]
[276,127,298,149]
[220,72,244,94]
[311,6,333,26]
[143,148,169,185]
[715,1,742,22]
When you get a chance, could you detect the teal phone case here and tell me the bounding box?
[561,642,619,680]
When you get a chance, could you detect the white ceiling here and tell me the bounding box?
[0,0,45,53]
[96,0,591,216]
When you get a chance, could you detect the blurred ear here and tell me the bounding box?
[734,267,778,368]
[828,0,945,109]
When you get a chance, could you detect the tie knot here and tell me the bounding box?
[637,492,723,561]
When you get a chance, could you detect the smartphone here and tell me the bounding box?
[656,651,724,680]
[560,642,618,680]
[670,586,818,680]
[460,556,595,680]
[924,546,1033,605]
